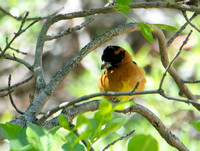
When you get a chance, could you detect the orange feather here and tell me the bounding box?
[98,46,146,100]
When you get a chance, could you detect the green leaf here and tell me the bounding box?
[10,128,31,151]
[62,142,85,151]
[49,126,60,135]
[116,0,131,13]
[190,120,200,132]
[139,23,154,43]
[94,100,112,126]
[26,124,54,151]
[0,122,23,139]
[100,123,121,138]
[65,132,79,145]
[76,113,94,140]
[58,114,71,131]
[117,0,131,5]
[94,109,112,126]
[116,4,130,13]
[128,134,159,151]
[99,99,113,114]
[99,116,125,139]
[153,24,177,31]
[114,101,135,111]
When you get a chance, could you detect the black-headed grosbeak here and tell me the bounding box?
[98,45,146,100]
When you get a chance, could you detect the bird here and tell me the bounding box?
[98,45,146,101]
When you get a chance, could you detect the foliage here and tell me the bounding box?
[0,123,59,151]
[0,100,159,151]
[0,0,200,151]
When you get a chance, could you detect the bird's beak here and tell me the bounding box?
[101,61,112,70]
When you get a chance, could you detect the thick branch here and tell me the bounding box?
[37,89,200,125]
[36,2,200,21]
[117,103,189,151]
[43,100,189,151]
[152,25,199,110]
[16,21,199,128]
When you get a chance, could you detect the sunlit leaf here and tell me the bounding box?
[62,142,85,151]
[139,23,154,42]
[116,0,131,13]
[99,116,125,138]
[76,113,94,140]
[117,0,131,5]
[58,114,71,131]
[128,134,159,151]
[153,24,177,31]
[190,120,200,132]
[10,128,31,151]
[26,124,54,151]
[94,110,112,126]
[0,122,23,139]
[114,101,135,111]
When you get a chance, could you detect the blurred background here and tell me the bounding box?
[0,0,200,150]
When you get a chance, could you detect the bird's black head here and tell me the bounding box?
[101,46,125,68]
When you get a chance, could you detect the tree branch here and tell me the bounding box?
[153,24,199,110]
[0,75,34,93]
[7,75,24,114]
[46,15,98,41]
[0,12,33,57]
[166,13,197,47]
[14,21,199,128]
[0,6,62,21]
[102,130,135,151]
[182,11,200,32]
[4,54,33,71]
[183,80,200,83]
[117,103,189,151]
[159,30,193,89]
[43,100,189,151]
[37,88,200,126]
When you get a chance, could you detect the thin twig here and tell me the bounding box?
[0,6,63,21]
[0,90,14,97]
[159,89,198,103]
[0,12,29,57]
[194,95,200,99]
[46,15,98,41]
[183,80,200,83]
[9,47,27,55]
[102,130,135,151]
[166,13,197,47]
[37,88,200,125]
[131,82,140,93]
[182,11,200,32]
[159,30,193,89]
[36,89,158,125]
[19,20,39,34]
[0,75,34,92]
[4,54,33,71]
[0,14,38,57]
[8,75,24,114]
[0,6,22,20]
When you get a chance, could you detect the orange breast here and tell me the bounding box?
[98,62,146,100]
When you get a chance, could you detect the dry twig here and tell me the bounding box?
[159,30,193,89]
[102,130,135,151]
[7,75,24,114]
[182,11,200,32]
